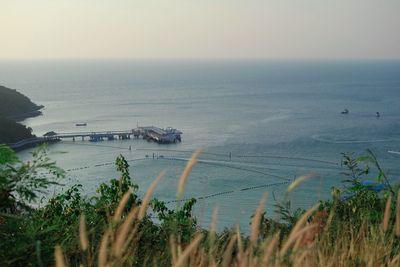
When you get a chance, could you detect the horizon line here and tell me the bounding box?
[1,57,400,62]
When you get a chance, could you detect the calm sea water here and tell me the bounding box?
[1,59,399,231]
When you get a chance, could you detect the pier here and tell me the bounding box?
[9,126,183,150]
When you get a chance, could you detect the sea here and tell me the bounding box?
[1,59,399,231]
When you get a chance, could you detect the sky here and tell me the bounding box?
[1,0,399,60]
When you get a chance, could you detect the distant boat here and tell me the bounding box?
[76,123,87,126]
[341,109,349,114]
[376,112,380,118]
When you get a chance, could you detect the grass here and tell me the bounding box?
[56,182,400,266]
[1,146,400,266]
[58,154,400,266]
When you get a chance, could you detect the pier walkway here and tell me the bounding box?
[45,130,136,141]
[9,126,183,150]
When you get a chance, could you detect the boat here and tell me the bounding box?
[376,112,380,118]
[341,109,349,114]
[76,123,87,126]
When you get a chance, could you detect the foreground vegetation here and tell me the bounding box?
[1,145,400,266]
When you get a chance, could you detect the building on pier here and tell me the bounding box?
[137,126,182,144]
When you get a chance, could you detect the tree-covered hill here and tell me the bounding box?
[0,85,41,144]
[0,116,34,144]
[0,85,42,118]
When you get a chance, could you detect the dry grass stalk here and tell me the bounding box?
[280,224,318,258]
[55,245,67,267]
[209,207,219,236]
[177,243,182,260]
[138,171,165,220]
[113,188,133,222]
[390,254,400,266]
[236,225,244,265]
[293,249,310,267]
[177,149,202,199]
[173,234,203,267]
[383,195,392,232]
[170,235,178,266]
[222,235,237,267]
[250,193,268,245]
[324,204,336,232]
[208,207,219,260]
[396,191,400,236]
[208,257,217,267]
[98,230,111,267]
[287,173,315,193]
[291,203,319,237]
[280,204,319,257]
[262,232,280,266]
[114,206,139,256]
[79,214,89,251]
[198,250,210,267]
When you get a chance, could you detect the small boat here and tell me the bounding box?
[76,123,87,126]
[341,109,349,114]
[376,112,380,118]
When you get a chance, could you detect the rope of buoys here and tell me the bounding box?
[66,156,291,186]
[58,141,338,171]
[66,158,148,172]
[164,181,290,204]
[159,156,290,181]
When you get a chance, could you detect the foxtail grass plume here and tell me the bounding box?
[177,149,202,199]
[173,234,203,267]
[280,203,320,257]
[222,235,237,267]
[98,230,110,267]
[55,245,67,267]
[79,214,89,251]
[250,192,268,245]
[383,195,392,232]
[170,235,178,266]
[138,171,165,220]
[113,188,133,222]
[262,232,280,265]
[114,206,139,256]
[236,225,243,264]
[288,173,315,193]
[208,206,219,251]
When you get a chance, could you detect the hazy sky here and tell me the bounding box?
[1,0,399,59]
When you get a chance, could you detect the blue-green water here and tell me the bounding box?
[1,59,399,231]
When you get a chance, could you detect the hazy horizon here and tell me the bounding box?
[1,0,400,60]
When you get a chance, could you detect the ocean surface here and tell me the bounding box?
[1,59,399,231]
